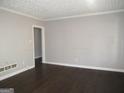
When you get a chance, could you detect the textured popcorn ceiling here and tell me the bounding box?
[0,0,124,21]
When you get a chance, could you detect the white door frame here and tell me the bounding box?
[32,25,45,63]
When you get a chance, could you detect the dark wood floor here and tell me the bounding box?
[0,63,124,93]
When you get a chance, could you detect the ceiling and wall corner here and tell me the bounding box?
[0,0,124,21]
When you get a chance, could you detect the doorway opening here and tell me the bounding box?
[33,25,45,66]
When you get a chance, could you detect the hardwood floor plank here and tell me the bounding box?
[0,63,124,93]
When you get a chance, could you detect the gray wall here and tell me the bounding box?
[1,8,124,79]
[0,9,44,78]
[34,28,42,58]
[45,12,124,70]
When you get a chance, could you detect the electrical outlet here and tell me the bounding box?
[0,68,4,72]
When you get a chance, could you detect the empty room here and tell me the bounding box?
[0,0,124,93]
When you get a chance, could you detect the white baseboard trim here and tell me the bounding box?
[45,61,124,73]
[0,65,35,81]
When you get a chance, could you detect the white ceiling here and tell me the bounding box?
[0,0,124,21]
